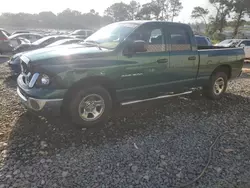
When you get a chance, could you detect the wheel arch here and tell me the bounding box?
[211,64,232,79]
[63,76,117,105]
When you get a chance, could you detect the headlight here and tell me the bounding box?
[35,74,50,86]
[40,74,50,85]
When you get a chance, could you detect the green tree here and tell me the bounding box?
[232,0,250,38]
[191,6,209,31]
[38,11,57,27]
[136,2,161,20]
[209,0,234,33]
[153,0,183,21]
[104,3,130,22]
[128,0,141,20]
[169,0,183,21]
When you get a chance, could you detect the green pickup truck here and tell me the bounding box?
[17,21,244,127]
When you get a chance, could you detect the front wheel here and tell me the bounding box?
[203,71,228,100]
[68,86,112,128]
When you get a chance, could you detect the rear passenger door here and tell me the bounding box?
[166,25,199,89]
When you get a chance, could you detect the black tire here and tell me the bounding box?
[68,86,112,128]
[203,71,228,100]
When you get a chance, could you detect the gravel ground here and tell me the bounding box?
[0,61,250,188]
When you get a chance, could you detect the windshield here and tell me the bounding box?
[32,36,53,45]
[84,22,139,49]
[71,30,82,35]
[48,39,68,47]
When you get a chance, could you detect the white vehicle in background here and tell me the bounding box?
[214,39,241,47]
[236,40,250,62]
[8,33,43,46]
[215,39,250,62]
[46,38,84,48]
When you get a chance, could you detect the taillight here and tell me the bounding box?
[0,37,8,42]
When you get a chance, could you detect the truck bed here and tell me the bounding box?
[197,47,244,80]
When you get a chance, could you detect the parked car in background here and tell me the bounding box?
[12,30,30,35]
[8,33,42,49]
[0,30,12,54]
[13,35,71,53]
[214,39,240,47]
[8,52,23,75]
[9,33,43,43]
[195,35,213,46]
[235,39,250,62]
[215,39,250,61]
[16,21,244,127]
[70,29,94,39]
[9,42,83,75]
[46,38,84,47]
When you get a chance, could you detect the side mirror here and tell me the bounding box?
[123,40,147,56]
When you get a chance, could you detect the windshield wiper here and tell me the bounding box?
[83,40,102,50]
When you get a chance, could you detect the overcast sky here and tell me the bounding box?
[0,0,212,23]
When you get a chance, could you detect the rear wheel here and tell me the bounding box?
[68,86,112,128]
[203,71,228,100]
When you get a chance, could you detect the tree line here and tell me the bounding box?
[191,0,250,39]
[0,0,249,40]
[0,0,183,30]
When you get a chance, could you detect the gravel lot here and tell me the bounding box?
[0,60,250,188]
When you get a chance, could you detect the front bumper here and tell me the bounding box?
[17,87,63,116]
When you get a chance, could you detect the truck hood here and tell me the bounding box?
[22,44,111,64]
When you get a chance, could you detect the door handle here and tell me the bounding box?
[157,58,168,63]
[188,56,196,60]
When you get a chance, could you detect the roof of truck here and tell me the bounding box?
[117,20,189,27]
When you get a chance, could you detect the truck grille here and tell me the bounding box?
[20,59,32,85]
[20,60,29,75]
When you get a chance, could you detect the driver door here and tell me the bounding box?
[117,23,170,100]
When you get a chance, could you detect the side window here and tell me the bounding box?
[245,41,250,46]
[239,41,250,46]
[169,26,192,51]
[148,29,164,52]
[129,25,165,52]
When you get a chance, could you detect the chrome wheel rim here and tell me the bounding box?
[213,77,225,95]
[78,94,105,121]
